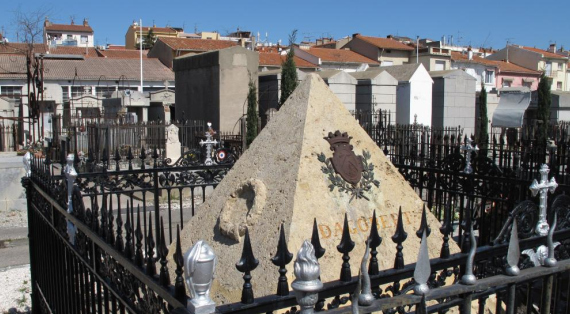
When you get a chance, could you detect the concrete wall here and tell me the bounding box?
[342,37,379,62]
[488,47,541,71]
[396,83,411,124]
[321,71,357,111]
[409,79,432,126]
[174,46,258,133]
[432,72,476,135]
[148,40,175,68]
[418,56,450,71]
[378,49,410,66]
[352,71,397,122]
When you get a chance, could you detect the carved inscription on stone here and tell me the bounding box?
[318,212,412,239]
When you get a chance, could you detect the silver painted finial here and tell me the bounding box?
[292,240,323,314]
[64,154,77,244]
[529,164,558,236]
[505,218,520,276]
[460,224,477,285]
[357,239,374,306]
[23,151,31,177]
[184,240,217,314]
[544,212,558,267]
[460,138,479,174]
[414,230,430,295]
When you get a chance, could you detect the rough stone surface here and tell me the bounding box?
[169,74,460,304]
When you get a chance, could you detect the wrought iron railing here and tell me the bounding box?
[23,150,570,313]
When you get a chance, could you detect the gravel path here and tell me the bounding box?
[0,264,31,314]
[0,209,27,229]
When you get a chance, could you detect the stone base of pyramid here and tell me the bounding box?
[168,74,460,304]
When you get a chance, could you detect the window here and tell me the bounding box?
[96,86,116,98]
[434,60,445,71]
[559,62,564,71]
[71,86,92,98]
[81,36,88,44]
[502,79,512,88]
[67,34,73,40]
[0,86,22,99]
[382,60,393,66]
[522,81,533,88]
[484,70,494,84]
[558,82,563,90]
[545,62,552,77]
[62,86,70,103]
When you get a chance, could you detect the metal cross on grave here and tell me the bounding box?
[199,122,219,166]
[460,138,479,174]
[530,164,558,236]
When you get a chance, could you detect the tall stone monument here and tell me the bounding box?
[170,74,460,303]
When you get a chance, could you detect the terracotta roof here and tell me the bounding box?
[451,51,540,75]
[45,24,93,33]
[520,46,567,59]
[133,26,178,34]
[99,49,148,59]
[42,58,173,81]
[308,47,378,64]
[352,34,414,51]
[258,52,318,68]
[157,37,238,51]
[0,43,48,55]
[0,55,27,79]
[48,46,101,58]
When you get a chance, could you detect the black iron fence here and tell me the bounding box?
[0,122,16,152]
[23,150,570,314]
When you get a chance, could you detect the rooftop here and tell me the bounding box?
[99,49,148,59]
[350,34,415,51]
[45,23,93,33]
[379,63,422,81]
[42,58,172,81]
[452,51,540,75]
[258,52,317,68]
[307,47,378,64]
[519,46,568,60]
[157,37,238,51]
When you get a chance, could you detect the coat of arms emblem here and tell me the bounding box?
[318,131,380,201]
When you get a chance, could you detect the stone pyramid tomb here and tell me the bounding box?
[169,74,460,303]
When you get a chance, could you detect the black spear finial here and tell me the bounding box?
[139,146,146,170]
[368,210,382,276]
[115,201,124,252]
[114,147,121,171]
[173,225,186,304]
[271,223,293,296]
[392,207,408,269]
[146,213,156,277]
[337,213,355,282]
[311,218,326,260]
[124,203,133,259]
[236,228,259,304]
[158,217,170,286]
[416,205,431,239]
[134,205,144,268]
[127,146,134,170]
[440,203,453,259]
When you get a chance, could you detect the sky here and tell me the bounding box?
[0,0,568,52]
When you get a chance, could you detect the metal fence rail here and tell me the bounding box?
[24,152,570,314]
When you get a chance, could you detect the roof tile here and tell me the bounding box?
[353,34,415,51]
[45,24,93,33]
[157,37,238,51]
[308,47,378,64]
[258,52,317,68]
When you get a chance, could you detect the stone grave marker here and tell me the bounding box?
[165,124,181,162]
[169,74,460,303]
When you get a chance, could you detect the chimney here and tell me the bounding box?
[548,43,556,53]
[467,46,473,60]
[44,17,51,27]
[352,33,360,39]
[83,18,89,26]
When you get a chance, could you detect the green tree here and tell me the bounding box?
[142,29,156,50]
[537,73,552,145]
[478,84,488,148]
[279,29,298,109]
[246,76,259,147]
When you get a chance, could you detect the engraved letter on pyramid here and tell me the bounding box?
[325,131,363,185]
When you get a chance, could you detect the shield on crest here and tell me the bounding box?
[325,131,364,185]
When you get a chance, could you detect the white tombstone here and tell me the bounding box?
[165,124,181,163]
